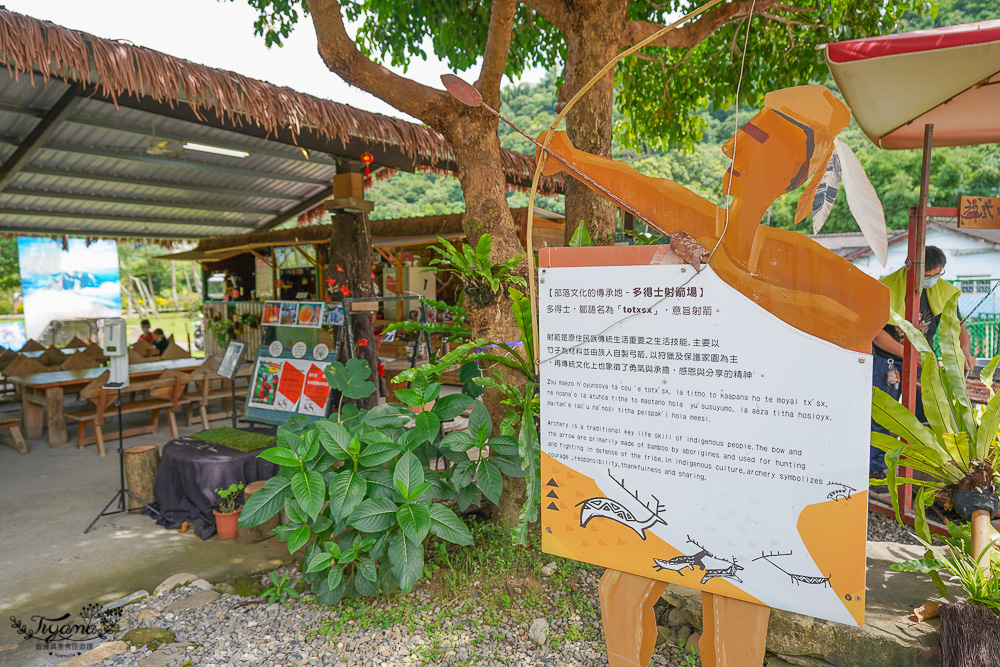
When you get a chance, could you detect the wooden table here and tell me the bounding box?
[20,347,85,359]
[13,357,203,447]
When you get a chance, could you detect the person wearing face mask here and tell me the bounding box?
[136,319,154,345]
[869,246,975,475]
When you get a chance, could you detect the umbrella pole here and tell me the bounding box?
[901,123,934,518]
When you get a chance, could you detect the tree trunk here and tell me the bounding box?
[182,261,193,293]
[562,0,628,246]
[170,261,179,311]
[144,257,159,316]
[123,444,160,511]
[328,210,379,410]
[447,112,530,529]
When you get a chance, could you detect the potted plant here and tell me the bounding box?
[892,527,1000,666]
[871,296,1000,547]
[213,482,245,539]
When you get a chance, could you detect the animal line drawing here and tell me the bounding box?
[699,556,744,585]
[577,470,667,540]
[826,482,856,502]
[754,551,832,588]
[652,536,715,575]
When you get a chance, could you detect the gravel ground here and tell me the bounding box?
[87,511,919,667]
[103,568,699,667]
[867,511,920,545]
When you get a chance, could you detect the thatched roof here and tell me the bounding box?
[158,208,558,259]
[0,9,561,193]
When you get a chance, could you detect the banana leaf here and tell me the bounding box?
[872,388,950,460]
[977,390,1000,460]
[870,432,961,482]
[981,354,1000,398]
[893,311,957,438]
[939,295,977,443]
[942,432,971,472]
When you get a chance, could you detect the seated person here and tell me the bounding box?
[151,328,170,355]
[136,319,154,345]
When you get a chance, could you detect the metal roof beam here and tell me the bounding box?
[18,166,305,201]
[0,101,339,167]
[0,223,221,241]
[0,187,280,216]
[0,137,330,186]
[0,83,80,193]
[0,208,259,229]
[259,185,335,232]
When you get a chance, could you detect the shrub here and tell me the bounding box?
[238,358,525,604]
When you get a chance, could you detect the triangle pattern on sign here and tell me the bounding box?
[546,490,559,498]
[546,478,559,487]
[547,502,559,511]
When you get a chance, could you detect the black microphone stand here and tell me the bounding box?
[84,388,161,533]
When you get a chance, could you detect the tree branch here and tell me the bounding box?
[522,0,571,32]
[476,0,518,108]
[620,0,780,50]
[304,0,452,127]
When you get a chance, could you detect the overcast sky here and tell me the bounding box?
[3,0,544,123]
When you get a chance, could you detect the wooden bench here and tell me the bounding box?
[66,370,191,456]
[0,415,26,454]
[180,359,248,430]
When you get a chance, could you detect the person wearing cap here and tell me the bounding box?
[536,85,889,352]
[869,245,975,474]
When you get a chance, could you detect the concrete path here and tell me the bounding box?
[0,412,290,663]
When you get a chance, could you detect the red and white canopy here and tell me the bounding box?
[826,19,1000,149]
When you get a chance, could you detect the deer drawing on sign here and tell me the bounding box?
[754,551,832,588]
[577,471,667,540]
[826,482,856,502]
[652,536,715,575]
[700,556,744,585]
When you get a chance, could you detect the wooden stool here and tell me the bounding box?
[236,480,279,543]
[124,444,161,511]
[0,416,27,454]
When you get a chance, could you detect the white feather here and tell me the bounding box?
[811,152,842,234]
[834,138,888,267]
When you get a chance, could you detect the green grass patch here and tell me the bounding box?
[193,427,275,452]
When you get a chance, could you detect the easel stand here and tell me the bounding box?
[84,389,161,534]
[341,296,434,366]
[600,569,769,667]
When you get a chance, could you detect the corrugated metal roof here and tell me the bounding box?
[0,72,338,240]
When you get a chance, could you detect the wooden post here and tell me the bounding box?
[600,569,667,667]
[123,444,161,512]
[236,480,280,544]
[699,593,770,667]
[971,509,992,575]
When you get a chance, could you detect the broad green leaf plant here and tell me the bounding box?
[872,293,1000,542]
[395,287,540,545]
[238,359,525,603]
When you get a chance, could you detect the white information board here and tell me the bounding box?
[540,264,871,626]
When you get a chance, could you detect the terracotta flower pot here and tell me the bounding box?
[212,508,242,539]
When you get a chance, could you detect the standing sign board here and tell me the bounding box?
[959,195,1000,229]
[244,344,334,425]
[539,249,872,627]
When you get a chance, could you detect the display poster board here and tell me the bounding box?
[540,262,872,627]
[17,237,122,339]
[262,301,324,328]
[218,341,245,379]
[0,321,27,350]
[255,256,275,299]
[245,345,332,421]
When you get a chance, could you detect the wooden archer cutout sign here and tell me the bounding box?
[535,86,890,667]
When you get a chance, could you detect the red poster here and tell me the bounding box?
[301,364,331,415]
[277,361,305,405]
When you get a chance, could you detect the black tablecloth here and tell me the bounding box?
[151,430,277,540]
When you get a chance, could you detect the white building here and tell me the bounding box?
[810,222,1000,318]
